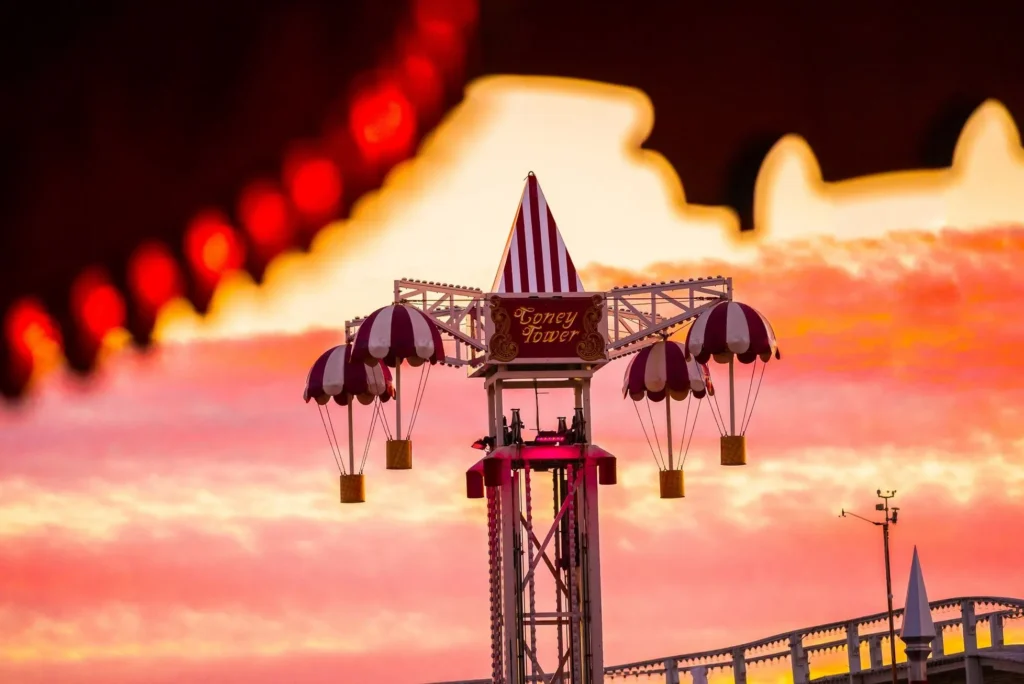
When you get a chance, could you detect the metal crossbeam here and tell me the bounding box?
[604,277,732,357]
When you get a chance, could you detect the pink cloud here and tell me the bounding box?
[1,227,1023,681]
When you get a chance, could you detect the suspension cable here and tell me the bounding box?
[678,394,692,457]
[632,399,665,470]
[378,396,393,441]
[318,404,344,474]
[706,389,726,437]
[359,399,381,474]
[407,363,432,438]
[741,361,769,435]
[644,396,665,467]
[739,359,758,434]
[679,400,702,469]
[710,376,728,436]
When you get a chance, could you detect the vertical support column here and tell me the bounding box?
[346,399,355,474]
[581,380,593,443]
[932,628,945,657]
[732,648,747,684]
[513,470,525,681]
[665,390,674,470]
[847,622,863,680]
[991,613,1005,648]
[488,383,497,441]
[500,467,520,684]
[495,380,505,446]
[567,465,582,684]
[524,466,538,680]
[553,470,565,674]
[961,601,978,654]
[395,362,402,440]
[727,356,736,435]
[692,665,709,684]
[583,459,604,682]
[664,659,680,684]
[961,601,982,684]
[869,636,883,670]
[487,487,504,684]
[790,634,809,684]
[902,635,934,684]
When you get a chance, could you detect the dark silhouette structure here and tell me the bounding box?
[4,0,1024,399]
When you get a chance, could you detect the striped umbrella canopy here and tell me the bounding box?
[350,303,445,367]
[623,340,713,402]
[303,344,394,406]
[685,301,780,365]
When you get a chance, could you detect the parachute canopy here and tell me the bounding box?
[622,340,713,402]
[685,301,780,364]
[303,343,394,406]
[351,303,445,367]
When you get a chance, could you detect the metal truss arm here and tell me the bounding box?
[605,276,732,358]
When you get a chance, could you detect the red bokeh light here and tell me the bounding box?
[71,268,127,341]
[407,31,462,85]
[349,81,417,164]
[238,181,293,251]
[413,0,478,34]
[398,52,443,113]
[284,155,343,219]
[128,241,182,311]
[185,210,246,283]
[4,298,60,356]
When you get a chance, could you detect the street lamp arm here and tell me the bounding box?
[840,509,881,525]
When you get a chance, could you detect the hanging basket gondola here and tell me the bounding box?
[659,469,685,499]
[304,343,394,503]
[685,300,780,466]
[351,302,446,471]
[623,339,713,499]
[386,438,413,470]
[339,473,367,504]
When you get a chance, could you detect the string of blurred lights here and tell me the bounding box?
[1,0,478,402]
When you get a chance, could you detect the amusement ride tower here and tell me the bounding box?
[303,173,780,684]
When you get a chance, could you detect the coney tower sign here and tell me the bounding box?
[344,173,739,684]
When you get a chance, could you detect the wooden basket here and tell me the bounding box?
[721,435,746,466]
[659,469,685,499]
[340,474,366,504]
[386,439,413,470]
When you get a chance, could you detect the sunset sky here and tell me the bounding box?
[1,76,1023,683]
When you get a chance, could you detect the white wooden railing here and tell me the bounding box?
[429,596,1024,684]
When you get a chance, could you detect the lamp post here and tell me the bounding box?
[841,490,900,684]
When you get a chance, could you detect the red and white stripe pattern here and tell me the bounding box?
[623,340,713,402]
[492,173,586,294]
[350,303,446,367]
[686,301,781,365]
[303,344,394,406]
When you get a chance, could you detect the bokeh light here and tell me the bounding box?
[128,241,183,312]
[283,152,344,220]
[185,210,246,285]
[70,268,126,341]
[238,181,293,253]
[349,81,417,164]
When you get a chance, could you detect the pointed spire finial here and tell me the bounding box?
[901,546,936,640]
[491,173,586,294]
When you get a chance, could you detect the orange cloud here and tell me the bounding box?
[586,225,1024,385]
